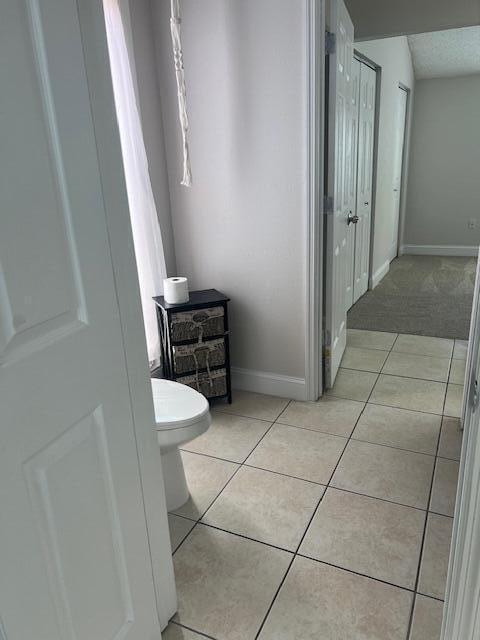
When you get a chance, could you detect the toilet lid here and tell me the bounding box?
[151,378,210,430]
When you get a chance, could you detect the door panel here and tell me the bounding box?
[0,0,165,638]
[390,87,408,262]
[325,0,354,387]
[24,409,134,640]
[345,58,360,311]
[353,62,376,303]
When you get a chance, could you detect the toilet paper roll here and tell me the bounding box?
[163,277,189,304]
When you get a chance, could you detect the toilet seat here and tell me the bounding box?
[151,378,210,430]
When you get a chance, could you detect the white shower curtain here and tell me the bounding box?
[103,0,166,367]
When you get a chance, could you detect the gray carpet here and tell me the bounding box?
[347,255,477,340]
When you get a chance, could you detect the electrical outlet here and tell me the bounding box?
[468,219,477,229]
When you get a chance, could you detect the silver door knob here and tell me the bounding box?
[347,212,359,225]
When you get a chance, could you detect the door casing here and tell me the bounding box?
[305,0,325,401]
[442,249,480,639]
[392,84,410,260]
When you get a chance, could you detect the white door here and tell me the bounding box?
[442,249,480,639]
[324,0,354,387]
[353,62,377,303]
[390,86,408,262]
[345,58,360,311]
[0,0,171,638]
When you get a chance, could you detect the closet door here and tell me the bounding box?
[353,62,376,303]
[345,58,360,311]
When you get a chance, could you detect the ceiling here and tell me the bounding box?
[346,0,480,41]
[407,26,480,79]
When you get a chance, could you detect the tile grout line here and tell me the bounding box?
[171,619,218,639]
[348,334,455,638]
[442,352,455,418]
[212,405,292,424]
[182,425,452,467]
[173,514,447,601]
[193,520,295,554]
[189,401,300,638]
[174,382,457,551]
[341,363,451,384]
[186,390,459,460]
[253,554,296,639]
[171,403,294,558]
[254,396,369,636]
[171,475,455,524]
[168,401,295,636]
[296,553,421,594]
[169,334,461,637]
[390,333,400,351]
[405,406,444,639]
[254,375,381,639]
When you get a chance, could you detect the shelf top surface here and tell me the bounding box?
[153,288,230,310]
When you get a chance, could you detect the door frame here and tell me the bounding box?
[77,0,176,627]
[442,417,480,639]
[395,82,411,258]
[305,0,325,401]
[442,250,480,639]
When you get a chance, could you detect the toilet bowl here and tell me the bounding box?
[152,378,211,511]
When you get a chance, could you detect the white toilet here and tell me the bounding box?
[151,378,211,511]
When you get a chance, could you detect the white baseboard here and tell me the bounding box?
[401,244,478,257]
[231,367,307,401]
[370,259,390,289]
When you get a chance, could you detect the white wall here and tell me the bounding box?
[346,0,480,40]
[118,0,177,275]
[403,74,480,253]
[355,36,415,284]
[152,0,308,391]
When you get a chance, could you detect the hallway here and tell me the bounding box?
[348,256,476,339]
[164,329,464,639]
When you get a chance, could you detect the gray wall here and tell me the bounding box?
[152,0,308,380]
[346,0,480,40]
[355,37,415,282]
[403,74,480,250]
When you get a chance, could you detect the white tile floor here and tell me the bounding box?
[164,330,465,640]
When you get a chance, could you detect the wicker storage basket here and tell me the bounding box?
[177,368,227,398]
[171,306,224,342]
[172,338,225,374]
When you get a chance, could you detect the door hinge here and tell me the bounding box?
[322,328,331,347]
[323,195,334,214]
[469,376,479,411]
[325,31,336,55]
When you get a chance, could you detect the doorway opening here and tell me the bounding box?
[320,4,480,638]
[344,27,479,342]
